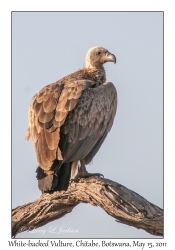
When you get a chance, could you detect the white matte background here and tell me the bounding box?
[12,11,163,239]
[2,1,175,249]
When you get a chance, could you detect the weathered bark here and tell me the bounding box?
[12,177,163,237]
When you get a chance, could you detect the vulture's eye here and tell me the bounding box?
[97,51,101,55]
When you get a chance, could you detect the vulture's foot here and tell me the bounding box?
[72,160,104,181]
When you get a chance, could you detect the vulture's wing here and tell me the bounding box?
[25,80,95,170]
[60,82,117,164]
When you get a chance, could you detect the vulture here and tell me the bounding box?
[25,46,117,193]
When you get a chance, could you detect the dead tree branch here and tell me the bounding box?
[12,177,163,237]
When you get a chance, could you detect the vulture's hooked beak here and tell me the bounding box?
[105,52,116,64]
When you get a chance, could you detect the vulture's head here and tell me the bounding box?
[85,46,116,69]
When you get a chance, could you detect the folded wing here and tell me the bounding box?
[59,82,117,164]
[26,80,96,170]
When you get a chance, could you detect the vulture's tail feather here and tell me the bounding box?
[55,163,72,191]
[36,161,71,193]
[36,166,59,193]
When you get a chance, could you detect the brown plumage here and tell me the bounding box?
[26,46,117,192]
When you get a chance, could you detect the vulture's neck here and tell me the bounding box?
[85,62,104,71]
[84,65,106,86]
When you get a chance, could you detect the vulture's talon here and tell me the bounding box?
[73,172,104,180]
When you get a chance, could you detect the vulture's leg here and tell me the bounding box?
[70,160,79,179]
[73,160,104,180]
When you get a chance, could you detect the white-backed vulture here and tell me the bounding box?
[26,46,117,192]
